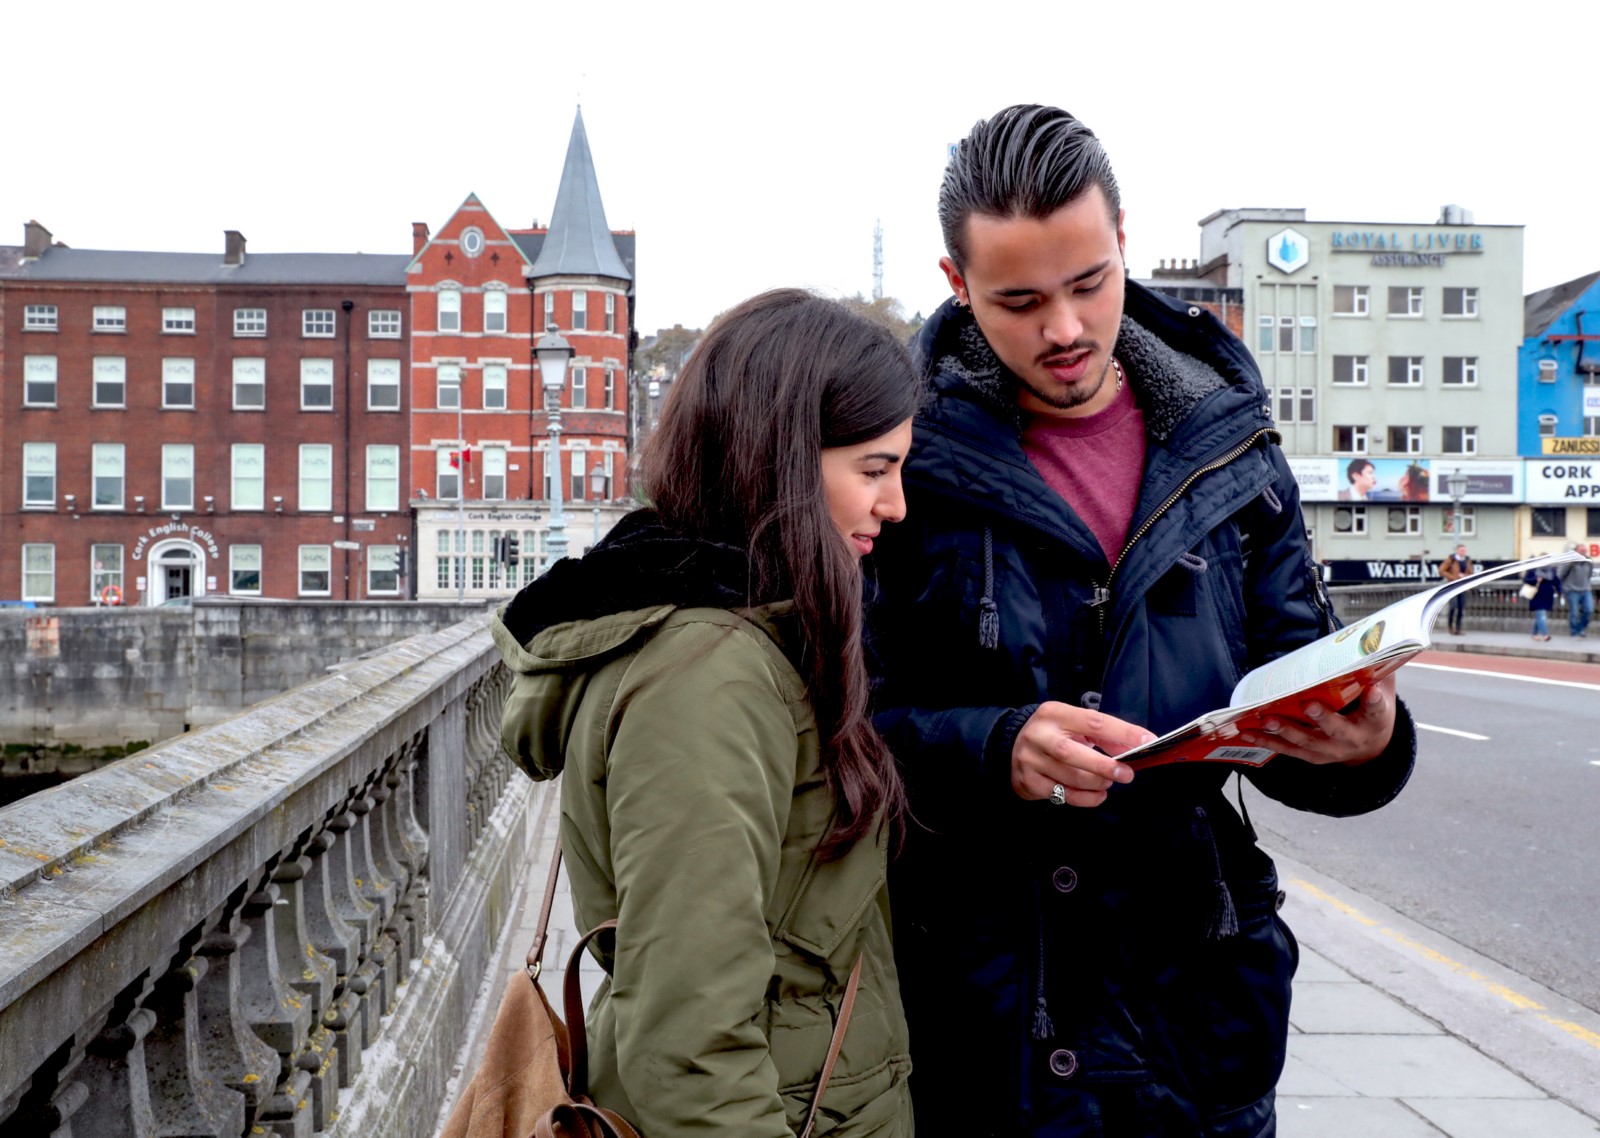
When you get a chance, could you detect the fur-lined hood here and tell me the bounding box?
[911,277,1268,444]
[491,510,797,781]
[496,508,783,648]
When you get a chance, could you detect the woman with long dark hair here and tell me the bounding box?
[493,288,918,1135]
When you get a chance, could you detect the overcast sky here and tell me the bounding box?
[8,1,1596,334]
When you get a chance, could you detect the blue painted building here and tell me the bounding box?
[1519,270,1600,455]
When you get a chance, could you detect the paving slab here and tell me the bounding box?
[1290,981,1442,1035]
[1290,1035,1545,1099]
[1277,1097,1445,1138]
[1295,946,1358,984]
[1403,1098,1600,1138]
[1277,1054,1357,1097]
[1270,845,1600,1121]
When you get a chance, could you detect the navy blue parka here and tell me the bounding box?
[869,281,1416,1137]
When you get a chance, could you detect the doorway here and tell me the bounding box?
[164,562,193,600]
[147,541,206,605]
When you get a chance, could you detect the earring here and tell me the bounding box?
[953,295,968,309]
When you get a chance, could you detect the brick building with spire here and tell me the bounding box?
[408,109,636,599]
[0,108,634,605]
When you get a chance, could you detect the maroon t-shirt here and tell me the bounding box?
[1020,364,1147,562]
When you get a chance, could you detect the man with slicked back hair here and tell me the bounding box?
[869,104,1417,1136]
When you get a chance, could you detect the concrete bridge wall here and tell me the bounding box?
[0,613,544,1138]
[1,599,495,751]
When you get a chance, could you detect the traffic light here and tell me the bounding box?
[502,533,520,566]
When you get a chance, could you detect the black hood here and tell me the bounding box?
[499,509,778,646]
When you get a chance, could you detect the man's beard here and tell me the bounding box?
[1018,353,1116,412]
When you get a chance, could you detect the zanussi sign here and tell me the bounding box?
[1541,438,1600,456]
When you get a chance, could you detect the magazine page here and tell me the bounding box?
[1227,600,1431,708]
[1119,649,1417,771]
[1228,550,1578,710]
[1414,550,1579,628]
[1116,550,1581,771]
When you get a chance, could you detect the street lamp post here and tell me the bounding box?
[1446,467,1467,543]
[589,463,607,548]
[535,326,575,569]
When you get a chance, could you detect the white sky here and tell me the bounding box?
[8,1,1598,334]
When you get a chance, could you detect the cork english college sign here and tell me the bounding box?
[130,521,221,561]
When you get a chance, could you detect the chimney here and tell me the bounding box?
[412,222,430,254]
[224,230,247,266]
[23,220,52,260]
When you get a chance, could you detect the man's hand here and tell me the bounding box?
[1239,676,1397,766]
[1012,702,1154,806]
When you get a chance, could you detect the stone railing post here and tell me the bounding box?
[142,954,247,1138]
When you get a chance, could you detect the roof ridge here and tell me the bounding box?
[1524,269,1600,339]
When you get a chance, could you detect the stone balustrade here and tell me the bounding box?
[0,612,539,1138]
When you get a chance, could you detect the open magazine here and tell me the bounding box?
[1117,550,1584,771]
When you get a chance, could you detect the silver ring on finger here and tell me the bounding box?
[1049,783,1067,807]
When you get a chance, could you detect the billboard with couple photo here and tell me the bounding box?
[1335,457,1430,502]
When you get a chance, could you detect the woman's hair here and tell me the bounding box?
[1402,462,1429,501]
[642,288,919,855]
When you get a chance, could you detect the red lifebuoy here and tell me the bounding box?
[99,584,123,606]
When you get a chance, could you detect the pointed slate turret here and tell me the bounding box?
[529,109,631,282]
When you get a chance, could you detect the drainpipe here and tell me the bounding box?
[528,279,538,501]
[342,299,354,600]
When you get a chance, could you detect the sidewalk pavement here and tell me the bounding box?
[1270,844,1600,1137]
[1427,626,1600,666]
[442,640,1600,1136]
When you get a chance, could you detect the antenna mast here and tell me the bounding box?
[872,220,884,301]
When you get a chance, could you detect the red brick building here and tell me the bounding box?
[0,223,414,605]
[409,108,636,598]
[0,107,636,606]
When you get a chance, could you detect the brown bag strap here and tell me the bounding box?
[799,954,865,1138]
[562,919,619,1100]
[533,1100,643,1138]
[526,841,566,977]
[535,835,866,1134]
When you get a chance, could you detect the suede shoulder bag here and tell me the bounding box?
[440,841,863,1138]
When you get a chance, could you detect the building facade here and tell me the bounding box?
[2,108,638,606]
[2,223,414,606]
[1159,207,1527,578]
[1519,270,1600,457]
[408,109,636,599]
[1516,271,1600,556]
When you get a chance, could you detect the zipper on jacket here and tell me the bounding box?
[1308,565,1335,637]
[1093,428,1279,636]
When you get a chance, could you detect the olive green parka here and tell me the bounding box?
[491,515,912,1136]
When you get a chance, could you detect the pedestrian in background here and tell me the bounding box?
[493,290,918,1135]
[1524,565,1559,641]
[1438,543,1475,635]
[1558,542,1593,638]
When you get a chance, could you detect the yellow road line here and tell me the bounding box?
[1541,1016,1600,1048]
[1289,878,1378,926]
[1287,876,1600,1052]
